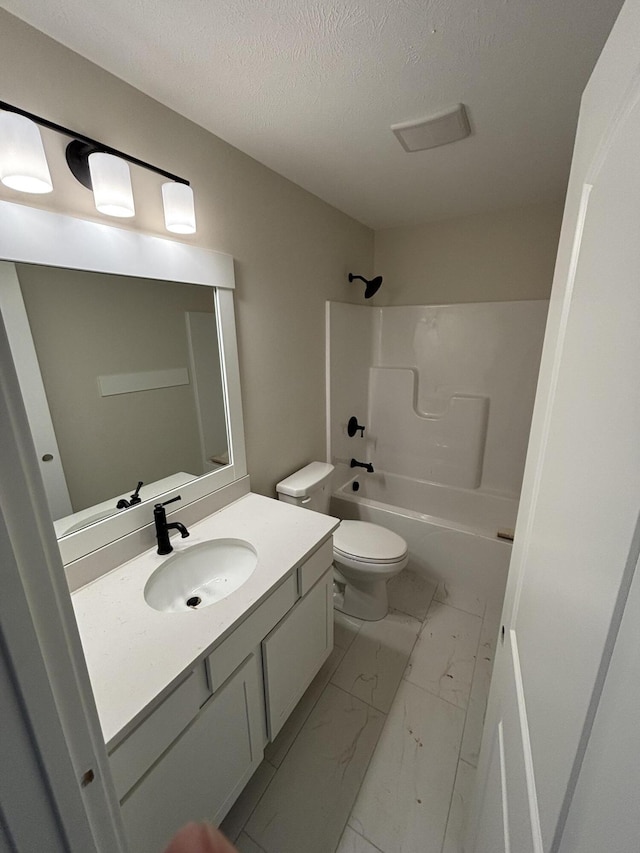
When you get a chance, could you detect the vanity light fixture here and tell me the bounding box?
[161,181,196,234]
[89,152,135,218]
[0,110,53,194]
[0,100,196,233]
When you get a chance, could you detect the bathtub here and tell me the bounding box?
[330,470,518,617]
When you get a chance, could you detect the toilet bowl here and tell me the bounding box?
[276,462,408,621]
[332,520,408,620]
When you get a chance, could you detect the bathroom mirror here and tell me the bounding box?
[4,263,229,523]
[0,200,246,565]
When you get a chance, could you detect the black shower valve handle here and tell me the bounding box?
[347,416,366,438]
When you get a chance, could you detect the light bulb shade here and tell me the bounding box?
[88,152,135,218]
[162,182,196,234]
[0,111,53,194]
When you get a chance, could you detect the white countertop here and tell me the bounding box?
[72,493,339,749]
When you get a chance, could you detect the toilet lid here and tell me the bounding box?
[334,520,408,563]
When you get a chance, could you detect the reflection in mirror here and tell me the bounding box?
[2,262,229,537]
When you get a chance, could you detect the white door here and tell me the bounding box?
[470,1,640,850]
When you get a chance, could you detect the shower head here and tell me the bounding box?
[348,273,383,299]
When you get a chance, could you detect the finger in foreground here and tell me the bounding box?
[163,822,239,853]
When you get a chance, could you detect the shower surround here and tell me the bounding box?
[326,299,548,611]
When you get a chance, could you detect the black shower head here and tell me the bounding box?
[348,273,383,299]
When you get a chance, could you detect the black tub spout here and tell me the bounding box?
[350,458,374,474]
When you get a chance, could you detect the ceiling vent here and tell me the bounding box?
[391,104,471,153]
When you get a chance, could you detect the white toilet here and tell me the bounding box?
[276,462,408,621]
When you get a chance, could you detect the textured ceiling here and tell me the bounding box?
[1,0,624,228]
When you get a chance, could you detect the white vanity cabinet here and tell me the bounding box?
[109,536,334,853]
[263,567,333,738]
[120,653,264,853]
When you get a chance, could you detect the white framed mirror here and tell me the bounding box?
[0,199,246,564]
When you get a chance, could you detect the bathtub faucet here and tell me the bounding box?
[350,458,374,474]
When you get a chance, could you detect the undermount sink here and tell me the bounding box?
[144,539,258,613]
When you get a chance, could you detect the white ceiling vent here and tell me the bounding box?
[391,104,471,153]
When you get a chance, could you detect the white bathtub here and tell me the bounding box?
[330,471,517,617]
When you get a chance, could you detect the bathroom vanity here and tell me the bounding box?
[73,492,338,853]
[0,200,337,852]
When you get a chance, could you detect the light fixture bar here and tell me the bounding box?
[0,100,189,186]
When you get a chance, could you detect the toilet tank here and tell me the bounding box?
[276,462,334,513]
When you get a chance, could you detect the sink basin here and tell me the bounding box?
[144,539,258,613]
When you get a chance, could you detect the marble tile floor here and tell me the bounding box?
[220,569,501,853]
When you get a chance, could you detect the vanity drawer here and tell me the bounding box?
[298,537,333,596]
[109,665,206,800]
[205,572,297,692]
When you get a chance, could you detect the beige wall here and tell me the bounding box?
[0,10,565,501]
[373,201,564,306]
[0,10,373,497]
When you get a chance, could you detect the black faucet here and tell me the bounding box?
[350,458,374,473]
[154,495,190,555]
[116,480,144,509]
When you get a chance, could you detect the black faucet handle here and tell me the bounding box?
[348,416,366,438]
[158,494,182,508]
[129,481,144,505]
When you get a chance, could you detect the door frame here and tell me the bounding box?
[0,306,128,851]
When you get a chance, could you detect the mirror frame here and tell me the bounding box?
[0,199,246,565]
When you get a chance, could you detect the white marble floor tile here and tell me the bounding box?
[264,644,345,768]
[334,611,364,650]
[246,684,385,853]
[219,760,276,842]
[434,581,485,619]
[480,605,502,656]
[459,657,492,768]
[331,610,421,713]
[349,680,465,853]
[459,612,498,767]
[387,570,437,621]
[336,825,384,853]
[235,832,266,853]
[442,760,477,853]
[405,601,482,711]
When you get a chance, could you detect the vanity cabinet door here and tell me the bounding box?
[262,568,333,739]
[120,653,263,853]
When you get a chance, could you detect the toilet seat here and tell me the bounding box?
[333,550,407,575]
[333,520,408,565]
